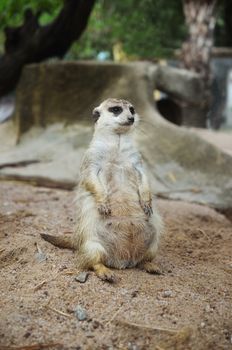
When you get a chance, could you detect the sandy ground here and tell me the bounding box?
[0,181,232,350]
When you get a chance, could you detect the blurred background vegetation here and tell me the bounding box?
[0,0,231,60]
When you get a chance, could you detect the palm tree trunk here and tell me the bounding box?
[181,0,217,127]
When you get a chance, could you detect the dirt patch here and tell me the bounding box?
[0,181,232,350]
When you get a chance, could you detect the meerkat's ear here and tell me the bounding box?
[92,108,100,123]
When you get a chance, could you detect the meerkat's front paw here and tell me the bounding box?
[98,202,111,216]
[140,200,153,217]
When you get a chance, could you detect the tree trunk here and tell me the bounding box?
[181,0,217,127]
[0,0,96,98]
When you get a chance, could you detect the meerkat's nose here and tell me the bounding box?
[127,116,134,124]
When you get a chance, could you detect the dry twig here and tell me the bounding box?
[33,280,48,291]
[197,228,210,240]
[62,270,77,275]
[1,343,62,350]
[155,346,166,350]
[47,305,72,318]
[105,305,124,326]
[116,318,178,333]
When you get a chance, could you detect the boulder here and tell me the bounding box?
[153,65,204,106]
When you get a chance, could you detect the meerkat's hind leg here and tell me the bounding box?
[78,241,117,283]
[137,250,163,275]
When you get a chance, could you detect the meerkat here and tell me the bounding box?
[41,98,163,282]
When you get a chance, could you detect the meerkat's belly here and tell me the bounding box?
[105,161,142,217]
[99,217,155,268]
[97,161,155,268]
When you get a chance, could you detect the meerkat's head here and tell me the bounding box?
[92,98,139,134]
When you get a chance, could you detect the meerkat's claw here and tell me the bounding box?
[100,271,117,283]
[98,203,111,216]
[140,201,153,217]
[139,261,163,275]
[93,263,117,283]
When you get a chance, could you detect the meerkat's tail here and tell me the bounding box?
[40,233,75,249]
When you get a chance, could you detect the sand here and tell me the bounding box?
[0,181,232,350]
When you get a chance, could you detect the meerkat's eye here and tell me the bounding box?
[129,106,135,115]
[108,106,123,115]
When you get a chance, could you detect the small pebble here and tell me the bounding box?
[200,322,205,328]
[128,342,138,350]
[86,332,94,338]
[92,320,101,329]
[74,305,88,321]
[58,264,68,271]
[163,290,173,298]
[35,251,47,263]
[131,290,139,298]
[75,271,89,283]
[24,331,31,338]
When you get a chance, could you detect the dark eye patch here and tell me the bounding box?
[129,106,135,115]
[108,106,123,115]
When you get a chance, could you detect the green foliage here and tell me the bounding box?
[72,0,186,59]
[0,0,187,59]
[0,0,61,29]
[0,0,61,53]
[0,0,230,59]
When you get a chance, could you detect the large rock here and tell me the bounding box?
[154,65,204,106]
[0,61,232,218]
[14,61,148,136]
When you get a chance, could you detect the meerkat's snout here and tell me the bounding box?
[127,116,134,124]
[126,105,135,124]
